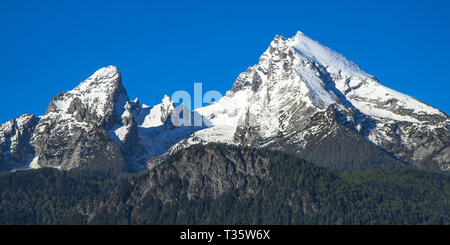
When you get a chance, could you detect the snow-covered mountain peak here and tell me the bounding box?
[90,65,120,79]
[246,31,447,123]
[74,65,123,100]
[28,66,132,171]
[44,65,129,125]
[176,30,450,171]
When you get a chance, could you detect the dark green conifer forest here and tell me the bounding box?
[0,144,448,225]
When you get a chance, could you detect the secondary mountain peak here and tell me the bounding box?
[28,66,132,172]
[45,65,128,122]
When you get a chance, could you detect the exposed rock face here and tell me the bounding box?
[75,144,273,223]
[26,66,129,173]
[0,114,39,171]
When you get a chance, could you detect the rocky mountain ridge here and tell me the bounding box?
[0,31,449,173]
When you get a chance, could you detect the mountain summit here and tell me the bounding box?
[1,31,449,173]
[172,31,450,171]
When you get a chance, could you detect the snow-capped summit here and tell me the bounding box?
[28,65,131,171]
[45,65,127,123]
[174,31,450,171]
[291,30,364,76]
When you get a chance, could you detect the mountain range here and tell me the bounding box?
[1,31,448,174]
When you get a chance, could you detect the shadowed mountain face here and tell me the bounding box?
[0,31,449,173]
[66,144,449,225]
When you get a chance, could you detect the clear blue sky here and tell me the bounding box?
[1,0,449,124]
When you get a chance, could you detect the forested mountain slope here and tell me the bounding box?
[1,144,447,225]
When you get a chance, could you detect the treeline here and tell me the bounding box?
[0,169,115,224]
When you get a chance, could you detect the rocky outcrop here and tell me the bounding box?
[0,114,39,171]
[75,144,273,223]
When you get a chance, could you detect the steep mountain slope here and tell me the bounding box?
[0,114,39,171]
